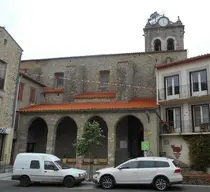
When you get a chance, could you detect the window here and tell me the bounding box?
[0,61,7,90]
[165,75,179,99]
[29,87,36,103]
[139,161,155,168]
[155,161,170,168]
[99,70,110,88]
[167,38,175,51]
[166,107,181,133]
[4,39,7,45]
[193,104,209,126]
[44,161,57,170]
[54,72,64,88]
[154,39,161,51]
[172,161,179,167]
[30,160,40,169]
[190,70,207,96]
[119,161,139,169]
[18,83,24,101]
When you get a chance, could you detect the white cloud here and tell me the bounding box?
[0,0,208,59]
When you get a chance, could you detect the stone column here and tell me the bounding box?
[106,121,116,167]
[45,115,58,154]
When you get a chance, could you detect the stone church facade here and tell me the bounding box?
[15,13,187,167]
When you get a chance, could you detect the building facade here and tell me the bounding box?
[15,13,187,167]
[11,73,45,163]
[156,54,210,165]
[0,27,22,164]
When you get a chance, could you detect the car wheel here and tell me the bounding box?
[100,175,114,189]
[63,176,75,188]
[20,175,31,187]
[154,176,168,191]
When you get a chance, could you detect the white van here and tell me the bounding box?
[12,153,87,188]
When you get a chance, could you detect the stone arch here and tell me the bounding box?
[26,117,48,153]
[167,38,175,51]
[85,116,108,159]
[54,116,78,158]
[153,39,162,51]
[115,115,144,166]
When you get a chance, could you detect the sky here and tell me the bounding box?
[0,0,209,60]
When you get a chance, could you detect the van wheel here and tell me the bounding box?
[153,176,168,191]
[63,176,75,188]
[20,175,31,187]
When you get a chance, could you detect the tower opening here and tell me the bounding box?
[154,39,161,51]
[167,38,175,51]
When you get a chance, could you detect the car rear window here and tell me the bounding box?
[155,161,170,168]
[172,160,179,167]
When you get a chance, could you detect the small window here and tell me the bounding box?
[0,61,7,90]
[54,72,64,88]
[99,70,110,88]
[155,161,170,168]
[139,161,155,168]
[4,39,7,45]
[30,87,36,103]
[44,161,56,170]
[30,160,40,169]
[120,161,139,169]
[18,83,24,101]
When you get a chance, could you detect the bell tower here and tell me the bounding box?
[143,12,185,52]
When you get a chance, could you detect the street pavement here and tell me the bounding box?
[0,178,210,192]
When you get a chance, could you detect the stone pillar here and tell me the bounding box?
[45,115,58,154]
[116,61,134,101]
[106,121,116,167]
[15,114,30,154]
[63,66,85,102]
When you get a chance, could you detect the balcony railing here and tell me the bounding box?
[160,119,210,134]
[158,82,209,101]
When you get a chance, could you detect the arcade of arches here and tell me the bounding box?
[25,115,145,166]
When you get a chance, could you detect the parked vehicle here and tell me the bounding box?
[93,157,183,191]
[12,153,87,188]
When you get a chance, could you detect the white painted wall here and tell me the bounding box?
[161,135,190,165]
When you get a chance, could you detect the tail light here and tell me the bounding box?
[174,169,181,173]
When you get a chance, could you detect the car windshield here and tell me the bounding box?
[55,160,71,169]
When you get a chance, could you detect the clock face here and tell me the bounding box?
[159,17,169,27]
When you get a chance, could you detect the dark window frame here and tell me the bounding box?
[54,72,64,88]
[30,160,40,169]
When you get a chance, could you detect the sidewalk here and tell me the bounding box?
[0,172,12,179]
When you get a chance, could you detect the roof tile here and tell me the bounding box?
[19,98,157,112]
[156,53,210,70]
[74,92,116,99]
[44,88,64,93]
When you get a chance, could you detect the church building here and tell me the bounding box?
[15,12,187,167]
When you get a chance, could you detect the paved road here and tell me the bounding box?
[0,180,210,192]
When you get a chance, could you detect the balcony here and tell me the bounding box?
[160,119,210,134]
[158,81,209,102]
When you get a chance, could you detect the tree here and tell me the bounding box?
[74,120,105,173]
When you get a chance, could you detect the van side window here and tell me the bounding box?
[44,161,56,170]
[30,160,40,169]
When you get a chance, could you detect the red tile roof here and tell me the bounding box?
[156,54,210,70]
[19,98,157,113]
[44,88,64,93]
[74,92,116,99]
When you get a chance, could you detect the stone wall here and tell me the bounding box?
[0,27,22,163]
[20,50,187,101]
[16,110,159,167]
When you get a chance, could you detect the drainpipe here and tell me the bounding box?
[10,52,23,163]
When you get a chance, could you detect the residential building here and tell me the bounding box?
[0,27,23,164]
[156,54,210,165]
[11,72,46,163]
[16,13,187,167]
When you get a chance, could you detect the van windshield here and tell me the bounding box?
[55,160,70,169]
